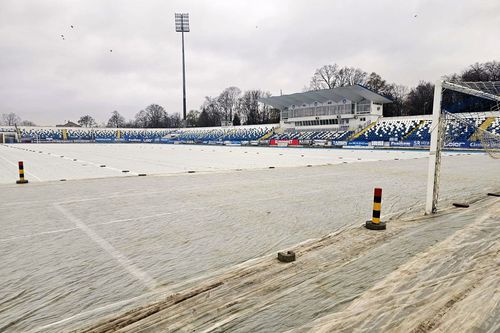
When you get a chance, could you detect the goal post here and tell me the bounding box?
[425,80,500,215]
[425,81,444,214]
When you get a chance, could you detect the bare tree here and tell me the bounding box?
[20,120,37,126]
[238,90,271,125]
[461,61,500,81]
[1,112,21,126]
[218,86,241,122]
[404,81,435,116]
[232,113,241,126]
[107,110,126,128]
[390,84,409,115]
[365,72,390,95]
[197,110,211,127]
[384,84,409,117]
[169,113,182,128]
[337,67,368,86]
[186,110,199,127]
[77,115,97,127]
[309,64,340,90]
[199,96,222,126]
[239,90,258,125]
[135,104,168,128]
[146,104,168,128]
[445,61,500,83]
[309,64,368,90]
[134,110,148,128]
[259,91,274,123]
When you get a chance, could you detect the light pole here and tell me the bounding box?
[175,13,189,124]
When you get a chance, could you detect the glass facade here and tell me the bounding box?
[283,103,353,119]
[357,101,371,114]
[294,118,344,127]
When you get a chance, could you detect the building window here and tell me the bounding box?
[357,101,370,114]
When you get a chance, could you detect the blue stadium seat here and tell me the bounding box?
[486,117,500,135]
[19,128,63,141]
[11,115,498,147]
[353,119,419,142]
[174,126,273,142]
[269,130,352,141]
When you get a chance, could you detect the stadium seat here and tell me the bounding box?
[173,126,274,142]
[11,115,498,147]
[269,130,352,141]
[353,119,419,142]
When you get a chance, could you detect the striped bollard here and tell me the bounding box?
[365,188,386,230]
[16,161,29,184]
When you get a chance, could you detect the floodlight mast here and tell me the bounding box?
[175,13,190,123]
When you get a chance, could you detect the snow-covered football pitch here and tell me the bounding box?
[0,143,458,183]
[0,143,498,332]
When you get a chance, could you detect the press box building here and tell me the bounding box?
[260,85,392,132]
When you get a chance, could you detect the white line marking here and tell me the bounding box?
[1,189,322,242]
[13,147,140,177]
[53,203,158,291]
[0,227,79,242]
[33,225,353,332]
[32,292,148,332]
[0,154,43,181]
[55,189,174,204]
[0,211,174,242]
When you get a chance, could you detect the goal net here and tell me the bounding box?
[443,111,500,158]
[426,81,500,214]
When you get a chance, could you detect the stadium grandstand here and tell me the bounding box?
[259,84,392,132]
[2,112,498,149]
[2,88,499,150]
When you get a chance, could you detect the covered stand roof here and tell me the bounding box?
[259,85,392,110]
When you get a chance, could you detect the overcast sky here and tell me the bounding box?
[0,0,499,125]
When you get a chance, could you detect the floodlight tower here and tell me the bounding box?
[175,13,189,123]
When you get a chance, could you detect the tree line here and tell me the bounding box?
[0,113,36,126]
[307,60,499,117]
[71,59,500,128]
[2,60,498,128]
[186,87,279,127]
[77,87,280,129]
[76,105,182,128]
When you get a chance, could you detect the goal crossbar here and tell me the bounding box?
[442,81,500,102]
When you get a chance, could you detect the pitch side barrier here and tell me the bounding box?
[269,139,300,146]
[389,140,484,149]
[340,140,485,150]
[95,138,160,143]
[12,135,485,150]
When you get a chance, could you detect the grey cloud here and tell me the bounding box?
[0,0,499,125]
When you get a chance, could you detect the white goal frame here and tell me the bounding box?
[425,80,500,214]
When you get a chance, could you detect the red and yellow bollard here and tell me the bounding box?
[16,161,29,184]
[365,187,386,230]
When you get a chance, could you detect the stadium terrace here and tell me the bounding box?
[1,90,498,151]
